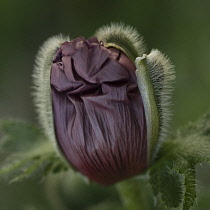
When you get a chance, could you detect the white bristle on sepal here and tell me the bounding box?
[95,22,146,61]
[32,34,70,147]
[146,49,176,158]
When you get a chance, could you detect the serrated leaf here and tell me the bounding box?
[150,161,185,209]
[159,166,184,208]
[183,167,196,210]
[0,146,68,182]
[8,153,54,183]
[0,119,69,183]
[150,166,161,196]
[150,114,210,209]
[0,119,45,152]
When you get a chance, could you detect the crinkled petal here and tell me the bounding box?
[50,37,147,185]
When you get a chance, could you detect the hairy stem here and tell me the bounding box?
[116,178,150,210]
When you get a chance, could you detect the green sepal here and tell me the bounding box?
[135,55,159,163]
[95,23,146,61]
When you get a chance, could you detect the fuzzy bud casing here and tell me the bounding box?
[33,23,175,185]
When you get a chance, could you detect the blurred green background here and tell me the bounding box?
[1,0,210,209]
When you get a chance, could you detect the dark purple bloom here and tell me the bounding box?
[50,37,147,185]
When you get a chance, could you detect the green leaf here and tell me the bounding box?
[150,161,185,208]
[160,166,184,208]
[0,119,68,183]
[0,119,44,152]
[150,166,161,196]
[149,113,210,209]
[183,166,196,210]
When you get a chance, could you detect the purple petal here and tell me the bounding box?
[50,37,147,185]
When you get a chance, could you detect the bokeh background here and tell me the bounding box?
[1,0,210,209]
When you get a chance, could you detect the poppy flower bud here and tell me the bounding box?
[33,23,175,185]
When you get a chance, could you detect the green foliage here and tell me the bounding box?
[150,162,185,208]
[160,167,184,208]
[86,201,122,210]
[183,166,196,210]
[1,114,210,210]
[0,119,43,152]
[150,113,210,210]
[116,178,152,210]
[0,119,68,183]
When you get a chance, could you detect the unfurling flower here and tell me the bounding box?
[33,23,175,185]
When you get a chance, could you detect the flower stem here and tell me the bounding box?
[116,178,150,210]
